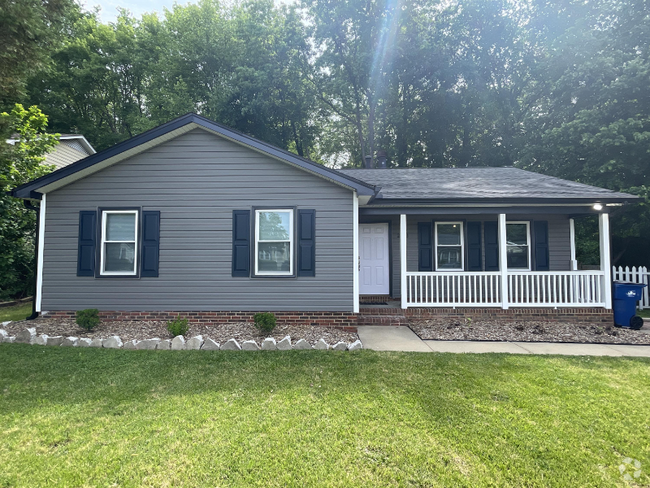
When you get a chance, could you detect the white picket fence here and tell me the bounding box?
[612,266,650,309]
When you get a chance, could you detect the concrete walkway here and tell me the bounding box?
[357,326,650,357]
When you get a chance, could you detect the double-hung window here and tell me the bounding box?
[506,222,531,270]
[435,222,464,270]
[255,209,293,276]
[100,210,138,275]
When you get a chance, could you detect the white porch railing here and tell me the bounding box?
[405,270,607,308]
[612,266,649,309]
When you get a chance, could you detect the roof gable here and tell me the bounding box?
[11,114,376,199]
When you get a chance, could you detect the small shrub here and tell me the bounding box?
[76,309,100,331]
[167,316,189,337]
[253,312,277,334]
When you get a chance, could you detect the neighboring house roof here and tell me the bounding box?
[7,134,96,169]
[10,113,376,199]
[339,168,637,204]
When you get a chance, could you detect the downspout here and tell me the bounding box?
[23,199,40,320]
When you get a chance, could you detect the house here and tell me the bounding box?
[10,114,637,326]
[7,134,96,169]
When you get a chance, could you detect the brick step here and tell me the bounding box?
[357,314,409,326]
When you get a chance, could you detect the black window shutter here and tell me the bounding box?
[77,211,97,276]
[418,222,433,271]
[141,211,160,277]
[232,210,251,277]
[484,221,499,271]
[297,209,316,276]
[466,222,482,271]
[534,221,550,271]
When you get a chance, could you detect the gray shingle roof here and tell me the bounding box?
[337,168,636,202]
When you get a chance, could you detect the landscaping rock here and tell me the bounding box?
[137,338,160,350]
[171,336,186,350]
[34,334,49,346]
[46,336,64,346]
[157,339,172,350]
[1,321,11,327]
[276,335,292,351]
[3,336,15,343]
[220,339,241,351]
[241,340,259,351]
[293,339,312,350]
[201,338,220,350]
[61,337,78,347]
[332,341,348,351]
[186,335,204,350]
[261,337,277,350]
[123,340,139,350]
[90,338,103,348]
[78,338,92,347]
[315,338,329,350]
[348,340,363,351]
[15,327,36,344]
[0,329,7,341]
[103,336,123,349]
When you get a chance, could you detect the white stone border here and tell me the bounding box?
[1,328,363,351]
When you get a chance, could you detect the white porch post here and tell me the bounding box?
[498,213,509,309]
[353,193,360,313]
[569,218,578,271]
[599,212,613,309]
[400,214,408,309]
[35,193,46,313]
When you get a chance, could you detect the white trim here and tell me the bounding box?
[434,221,464,271]
[569,218,578,270]
[35,194,46,312]
[58,135,96,154]
[254,209,294,276]
[505,221,531,271]
[400,214,407,309]
[353,194,359,313]
[599,213,612,309]
[100,210,139,276]
[498,213,509,309]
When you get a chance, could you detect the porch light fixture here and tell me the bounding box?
[593,203,603,211]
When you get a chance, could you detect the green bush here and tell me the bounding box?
[167,316,189,337]
[253,312,277,334]
[76,309,100,331]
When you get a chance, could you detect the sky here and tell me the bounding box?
[85,0,295,23]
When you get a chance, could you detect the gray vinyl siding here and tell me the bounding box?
[42,129,354,312]
[365,214,571,298]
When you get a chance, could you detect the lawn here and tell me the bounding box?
[1,345,649,487]
[0,302,32,323]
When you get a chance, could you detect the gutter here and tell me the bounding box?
[22,200,40,320]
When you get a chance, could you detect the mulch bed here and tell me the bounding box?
[4,317,358,346]
[409,318,650,345]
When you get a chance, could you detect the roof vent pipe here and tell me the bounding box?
[376,150,387,169]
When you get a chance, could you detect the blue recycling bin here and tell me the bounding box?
[613,281,647,329]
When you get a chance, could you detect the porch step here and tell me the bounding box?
[357,314,409,326]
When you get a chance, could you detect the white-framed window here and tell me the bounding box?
[255,209,293,276]
[435,222,464,270]
[100,210,138,276]
[506,221,531,270]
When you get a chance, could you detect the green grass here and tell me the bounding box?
[1,346,649,487]
[637,308,650,318]
[0,301,32,322]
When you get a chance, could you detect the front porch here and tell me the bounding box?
[354,210,613,313]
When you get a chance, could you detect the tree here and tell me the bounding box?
[0,0,79,108]
[0,105,58,299]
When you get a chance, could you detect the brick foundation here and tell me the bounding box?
[44,310,358,331]
[359,307,614,325]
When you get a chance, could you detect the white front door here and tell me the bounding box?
[359,223,390,295]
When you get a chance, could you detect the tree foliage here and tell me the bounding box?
[6,0,650,265]
[0,105,58,299]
